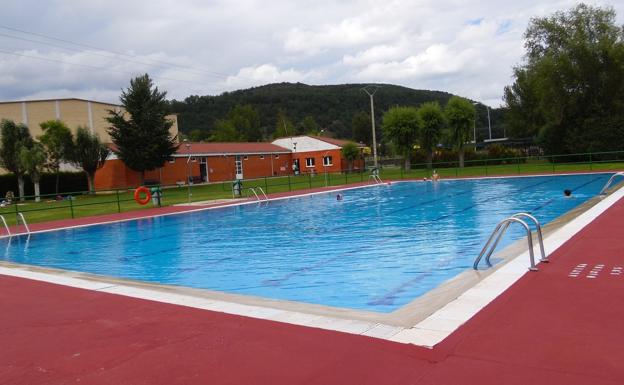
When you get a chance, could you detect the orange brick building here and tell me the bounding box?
[93,136,366,190]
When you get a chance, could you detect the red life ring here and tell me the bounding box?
[134,186,152,205]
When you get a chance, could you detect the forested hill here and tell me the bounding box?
[169,82,503,141]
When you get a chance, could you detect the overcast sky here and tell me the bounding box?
[0,0,622,107]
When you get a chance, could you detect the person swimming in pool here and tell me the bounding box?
[564,189,572,197]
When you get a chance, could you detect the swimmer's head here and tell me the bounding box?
[564,189,572,196]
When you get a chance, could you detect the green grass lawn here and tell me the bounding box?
[1,160,622,227]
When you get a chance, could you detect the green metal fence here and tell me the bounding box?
[1,150,623,227]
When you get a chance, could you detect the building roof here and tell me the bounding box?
[0,97,122,107]
[176,142,291,156]
[307,136,366,148]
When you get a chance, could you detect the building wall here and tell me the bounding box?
[93,153,295,190]
[0,98,179,143]
[292,149,364,174]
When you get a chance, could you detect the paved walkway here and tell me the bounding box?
[1,190,623,384]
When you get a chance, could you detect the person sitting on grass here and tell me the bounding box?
[5,191,14,203]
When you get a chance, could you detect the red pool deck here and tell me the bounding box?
[1,190,624,384]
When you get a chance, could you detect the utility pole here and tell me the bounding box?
[486,106,491,140]
[361,86,380,169]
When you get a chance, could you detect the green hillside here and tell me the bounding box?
[168,82,504,142]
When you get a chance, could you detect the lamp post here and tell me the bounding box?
[184,139,192,203]
[362,85,380,169]
[486,105,491,140]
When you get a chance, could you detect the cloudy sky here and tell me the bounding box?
[0,0,622,107]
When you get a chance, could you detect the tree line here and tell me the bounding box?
[503,3,624,154]
[381,96,476,169]
[0,119,109,201]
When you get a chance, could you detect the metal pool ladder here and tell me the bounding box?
[473,213,547,272]
[599,172,624,195]
[0,213,30,237]
[0,215,10,236]
[369,174,383,184]
[247,187,268,201]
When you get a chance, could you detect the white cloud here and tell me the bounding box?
[0,0,622,107]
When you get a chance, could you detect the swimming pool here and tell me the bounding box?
[1,173,612,312]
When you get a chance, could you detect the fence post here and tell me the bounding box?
[309,173,312,189]
[69,196,75,219]
[345,172,348,185]
[485,159,488,176]
[116,190,121,213]
[264,177,269,193]
[516,157,521,174]
[360,171,364,182]
[589,153,593,171]
[288,175,291,191]
[455,164,458,177]
[400,167,404,179]
[551,156,555,173]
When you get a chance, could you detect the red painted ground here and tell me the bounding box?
[1,189,623,384]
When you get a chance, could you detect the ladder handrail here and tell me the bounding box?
[482,213,547,266]
[369,174,383,184]
[255,186,268,200]
[247,188,260,201]
[599,172,624,195]
[0,215,10,236]
[474,217,538,271]
[17,213,30,234]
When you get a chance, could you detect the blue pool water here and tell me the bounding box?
[1,173,612,312]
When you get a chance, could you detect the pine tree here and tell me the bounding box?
[107,74,178,183]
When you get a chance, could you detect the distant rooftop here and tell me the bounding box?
[0,98,121,107]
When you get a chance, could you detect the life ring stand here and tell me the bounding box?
[134,186,152,205]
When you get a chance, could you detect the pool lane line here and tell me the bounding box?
[261,178,555,290]
[368,176,610,307]
[529,175,607,213]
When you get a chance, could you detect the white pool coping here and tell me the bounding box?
[1,174,622,348]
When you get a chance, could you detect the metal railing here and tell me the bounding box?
[369,174,383,184]
[0,215,10,236]
[17,213,30,234]
[599,172,624,195]
[474,213,547,271]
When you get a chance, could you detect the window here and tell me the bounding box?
[243,155,248,160]
[323,156,333,166]
[305,157,315,167]
[260,154,265,159]
[274,154,280,159]
[169,158,175,164]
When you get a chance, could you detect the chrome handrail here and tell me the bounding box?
[0,215,10,236]
[247,188,260,201]
[474,217,539,272]
[482,213,547,266]
[17,213,30,234]
[369,174,383,184]
[256,186,268,200]
[599,172,624,195]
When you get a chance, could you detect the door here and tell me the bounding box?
[235,155,243,180]
[200,157,208,182]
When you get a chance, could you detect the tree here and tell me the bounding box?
[445,96,475,168]
[352,111,372,146]
[0,119,33,200]
[39,120,73,194]
[300,115,319,135]
[70,127,110,193]
[503,4,624,154]
[341,142,360,171]
[209,119,244,142]
[381,106,420,170]
[417,102,445,168]
[19,142,46,202]
[273,109,294,139]
[228,104,262,141]
[107,74,178,183]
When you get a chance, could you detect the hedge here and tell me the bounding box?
[0,172,88,198]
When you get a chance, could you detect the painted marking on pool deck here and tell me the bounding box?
[567,264,624,279]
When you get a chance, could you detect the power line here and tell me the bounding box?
[0,48,204,85]
[0,31,206,79]
[0,24,236,80]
